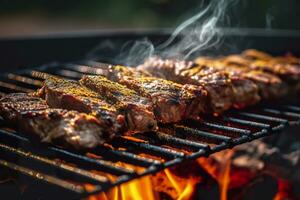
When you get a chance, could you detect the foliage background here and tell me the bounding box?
[0,0,299,37]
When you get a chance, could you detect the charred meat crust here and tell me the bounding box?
[240,50,300,83]
[117,76,208,123]
[138,57,260,113]
[215,56,289,98]
[39,76,125,135]
[0,93,109,149]
[80,75,157,132]
[87,63,208,123]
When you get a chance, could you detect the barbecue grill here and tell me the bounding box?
[1,29,300,199]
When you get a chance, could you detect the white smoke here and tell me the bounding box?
[116,38,155,66]
[157,0,236,59]
[266,13,274,29]
[87,0,237,66]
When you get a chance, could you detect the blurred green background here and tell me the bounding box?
[0,0,300,37]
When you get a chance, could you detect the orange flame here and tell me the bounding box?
[198,150,234,200]
[87,149,297,200]
[120,175,156,200]
[273,179,296,200]
[164,168,197,200]
[220,155,232,200]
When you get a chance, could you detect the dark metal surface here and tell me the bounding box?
[0,61,299,199]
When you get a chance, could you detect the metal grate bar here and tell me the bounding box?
[0,143,109,185]
[112,137,185,159]
[135,131,210,152]
[6,73,43,87]
[200,121,252,136]
[0,129,136,176]
[90,146,161,167]
[238,112,289,124]
[223,116,271,129]
[171,124,233,143]
[0,159,86,194]
[263,108,300,119]
[0,81,33,93]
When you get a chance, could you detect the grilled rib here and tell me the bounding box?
[138,57,260,112]
[80,75,157,131]
[87,63,208,123]
[0,93,109,149]
[39,76,125,135]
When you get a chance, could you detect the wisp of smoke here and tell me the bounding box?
[86,0,236,66]
[116,38,155,66]
[157,0,236,60]
[266,13,274,29]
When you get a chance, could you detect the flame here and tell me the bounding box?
[198,150,234,200]
[177,181,196,200]
[273,179,295,200]
[88,163,156,200]
[164,169,183,193]
[85,149,296,200]
[164,168,199,200]
[120,175,156,200]
[219,155,231,200]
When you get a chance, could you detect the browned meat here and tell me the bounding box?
[118,76,208,123]
[242,49,273,61]
[39,76,125,135]
[138,57,260,113]
[250,60,300,82]
[80,75,157,131]
[238,49,300,65]
[85,61,151,81]
[199,56,288,99]
[239,50,300,82]
[0,93,109,149]
[86,63,208,123]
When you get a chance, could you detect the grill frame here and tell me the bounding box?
[0,60,300,199]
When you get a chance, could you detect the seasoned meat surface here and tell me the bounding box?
[119,76,208,122]
[80,75,157,131]
[87,64,208,122]
[234,50,300,82]
[215,57,289,99]
[39,76,125,135]
[0,93,109,149]
[250,60,300,82]
[138,57,260,112]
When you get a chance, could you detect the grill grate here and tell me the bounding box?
[0,61,300,199]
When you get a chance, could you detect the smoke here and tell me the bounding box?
[157,0,236,60]
[87,0,237,66]
[266,13,274,29]
[116,38,155,66]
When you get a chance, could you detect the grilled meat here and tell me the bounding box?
[39,76,125,135]
[80,75,157,131]
[87,63,208,123]
[241,49,300,65]
[196,56,288,99]
[249,60,300,82]
[138,57,260,112]
[85,61,151,81]
[0,93,109,149]
[242,49,273,61]
[119,76,208,122]
[239,50,300,82]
